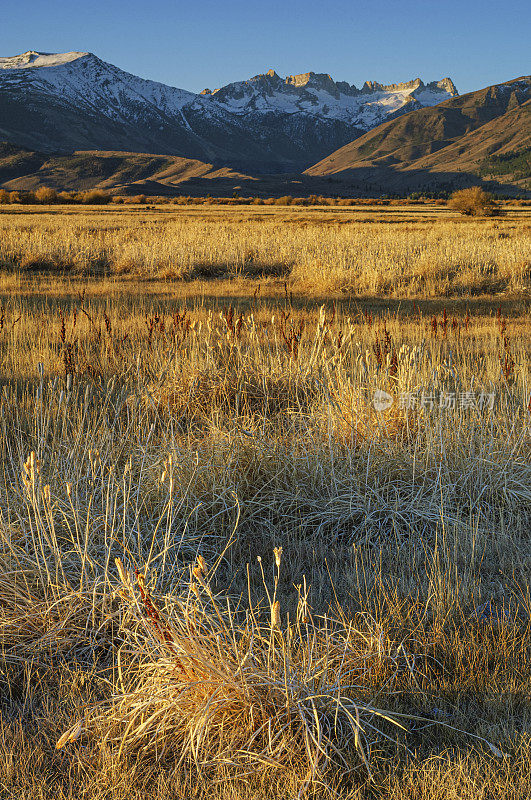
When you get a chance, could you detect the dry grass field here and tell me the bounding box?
[0,203,530,799]
[1,201,530,295]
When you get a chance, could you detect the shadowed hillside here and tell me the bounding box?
[306,77,531,194]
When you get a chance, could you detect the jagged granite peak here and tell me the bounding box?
[286,71,334,88]
[428,77,458,95]
[208,71,458,102]
[210,68,285,102]
[360,77,458,97]
[0,50,460,172]
[284,72,345,99]
[362,77,421,93]
[208,67,457,118]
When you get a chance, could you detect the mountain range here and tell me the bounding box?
[0,50,457,172]
[0,50,529,196]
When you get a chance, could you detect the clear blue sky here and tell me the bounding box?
[2,0,529,94]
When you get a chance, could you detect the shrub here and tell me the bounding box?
[35,186,58,204]
[275,195,293,206]
[448,187,498,216]
[18,191,37,205]
[81,190,112,205]
[0,189,10,204]
[57,191,75,204]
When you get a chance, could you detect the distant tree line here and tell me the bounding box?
[0,186,528,207]
[0,188,116,205]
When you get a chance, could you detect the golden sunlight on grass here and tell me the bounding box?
[0,203,529,296]
[0,205,529,798]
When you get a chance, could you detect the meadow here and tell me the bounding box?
[0,203,530,799]
[1,201,530,294]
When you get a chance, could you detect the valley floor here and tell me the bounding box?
[0,205,530,798]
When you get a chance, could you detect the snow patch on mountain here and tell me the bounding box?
[0,50,89,69]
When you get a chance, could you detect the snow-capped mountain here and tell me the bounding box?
[205,70,457,129]
[0,51,458,171]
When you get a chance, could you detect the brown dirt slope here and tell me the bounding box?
[0,148,257,194]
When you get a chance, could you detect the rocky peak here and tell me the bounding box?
[18,50,40,64]
[362,78,425,94]
[255,69,283,86]
[336,80,360,96]
[3,50,41,67]
[286,71,336,91]
[426,77,458,95]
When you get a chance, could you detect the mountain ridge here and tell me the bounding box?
[0,50,458,171]
[305,77,531,193]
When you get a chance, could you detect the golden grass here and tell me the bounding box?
[62,553,515,793]
[76,556,407,789]
[0,204,529,296]
[0,208,530,797]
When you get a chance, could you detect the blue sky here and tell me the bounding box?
[2,0,529,94]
